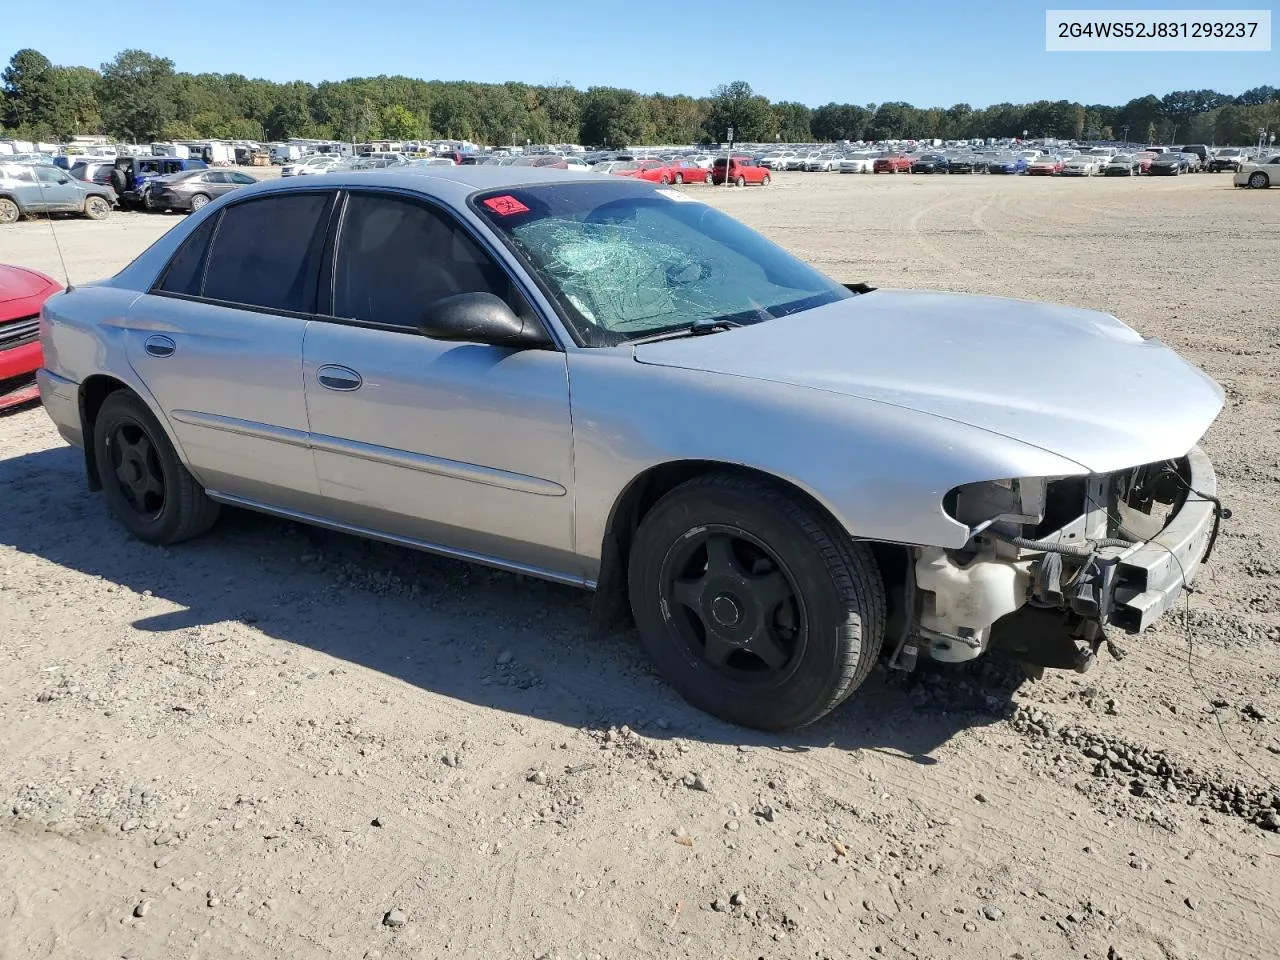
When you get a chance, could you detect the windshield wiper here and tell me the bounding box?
[627,317,743,345]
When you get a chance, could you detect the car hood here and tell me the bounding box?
[632,289,1223,474]
[0,264,59,305]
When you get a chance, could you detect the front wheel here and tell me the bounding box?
[659,175,670,185]
[735,175,746,187]
[628,473,885,730]
[93,391,220,545]
[761,174,771,185]
[703,172,712,184]
[1249,171,1270,188]
[189,192,211,212]
[0,197,19,224]
[83,195,111,220]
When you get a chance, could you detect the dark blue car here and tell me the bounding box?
[110,156,209,208]
[986,155,1028,175]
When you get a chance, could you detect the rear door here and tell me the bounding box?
[125,190,337,512]
[301,189,576,576]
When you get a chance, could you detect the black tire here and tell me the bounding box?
[628,472,885,730]
[674,173,684,184]
[762,174,771,185]
[83,195,111,220]
[0,197,18,225]
[189,193,211,211]
[93,390,220,545]
[1249,171,1269,189]
[735,175,746,187]
[703,172,712,184]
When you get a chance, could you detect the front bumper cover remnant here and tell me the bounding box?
[1111,445,1217,632]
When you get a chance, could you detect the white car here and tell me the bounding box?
[805,153,842,172]
[759,151,796,170]
[1060,156,1100,176]
[280,155,342,177]
[839,153,875,174]
[564,157,591,172]
[784,153,812,171]
[1233,153,1280,188]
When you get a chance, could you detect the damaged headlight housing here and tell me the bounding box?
[944,478,1049,533]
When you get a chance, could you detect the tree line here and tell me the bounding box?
[3,48,1278,149]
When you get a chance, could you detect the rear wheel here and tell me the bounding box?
[628,473,885,730]
[0,198,19,224]
[703,172,712,184]
[189,193,211,212]
[83,195,111,220]
[93,391,220,545]
[1249,171,1269,188]
[674,173,684,184]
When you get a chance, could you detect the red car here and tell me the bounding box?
[612,160,675,184]
[1027,156,1064,176]
[873,153,912,174]
[710,156,771,185]
[0,264,60,411]
[668,160,712,184]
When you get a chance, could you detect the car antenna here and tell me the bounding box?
[28,158,74,291]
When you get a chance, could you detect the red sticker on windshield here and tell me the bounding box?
[483,195,529,216]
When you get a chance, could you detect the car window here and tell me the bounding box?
[154,215,220,296]
[230,172,256,184]
[332,192,530,330]
[202,193,332,312]
[203,172,226,184]
[34,166,69,184]
[474,181,850,346]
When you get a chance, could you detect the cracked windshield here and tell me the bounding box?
[476,183,849,344]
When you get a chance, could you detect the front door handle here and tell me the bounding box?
[317,364,362,391]
[144,335,176,358]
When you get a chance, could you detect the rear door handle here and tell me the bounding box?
[144,335,176,358]
[317,364,362,391]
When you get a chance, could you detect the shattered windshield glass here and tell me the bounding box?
[472,181,850,346]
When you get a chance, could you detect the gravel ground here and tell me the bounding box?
[1,171,1278,960]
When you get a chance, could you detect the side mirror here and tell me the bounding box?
[418,291,552,349]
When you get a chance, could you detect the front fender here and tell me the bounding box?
[567,352,1087,579]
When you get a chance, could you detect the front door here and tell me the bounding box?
[31,165,81,212]
[301,190,576,578]
[125,190,337,512]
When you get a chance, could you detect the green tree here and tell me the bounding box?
[810,103,870,141]
[97,49,176,142]
[705,81,773,141]
[380,103,419,140]
[771,101,812,141]
[49,66,101,136]
[3,48,58,133]
[579,86,645,148]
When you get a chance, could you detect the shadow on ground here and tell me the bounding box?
[1,443,1028,761]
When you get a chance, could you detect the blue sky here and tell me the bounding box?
[7,1,1276,106]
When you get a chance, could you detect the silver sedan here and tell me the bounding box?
[37,168,1224,729]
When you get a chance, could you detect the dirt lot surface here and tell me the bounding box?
[2,173,1278,960]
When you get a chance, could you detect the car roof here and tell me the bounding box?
[233,164,608,206]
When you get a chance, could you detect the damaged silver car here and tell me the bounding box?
[37,168,1225,730]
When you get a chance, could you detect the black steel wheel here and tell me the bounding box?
[106,418,167,520]
[660,524,807,681]
[629,472,885,730]
[93,390,220,544]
